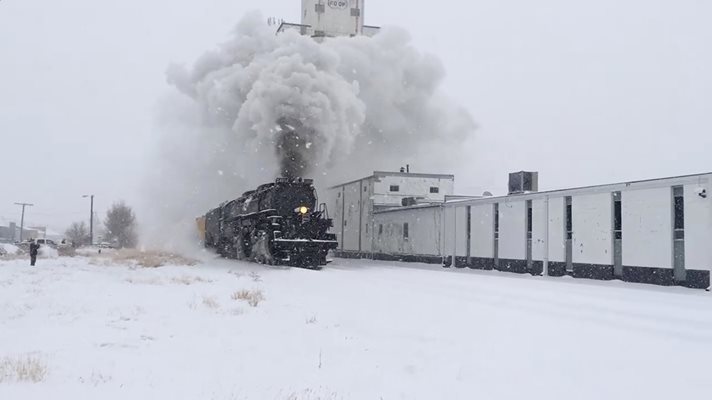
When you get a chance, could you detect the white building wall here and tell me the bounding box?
[373,207,442,256]
[373,176,454,207]
[532,199,548,262]
[302,0,364,37]
[444,206,469,258]
[622,187,673,268]
[547,197,566,263]
[361,180,373,253]
[470,204,494,258]
[684,183,712,271]
[443,207,456,259]
[343,181,361,251]
[572,193,613,265]
[498,200,526,260]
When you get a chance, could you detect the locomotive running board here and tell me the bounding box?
[274,239,338,245]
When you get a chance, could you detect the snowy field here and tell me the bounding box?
[1,253,711,400]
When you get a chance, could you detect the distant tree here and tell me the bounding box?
[65,221,89,247]
[104,202,138,248]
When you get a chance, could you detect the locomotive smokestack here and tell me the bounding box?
[276,117,314,179]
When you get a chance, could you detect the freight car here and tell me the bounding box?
[198,178,338,269]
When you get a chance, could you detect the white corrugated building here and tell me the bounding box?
[277,0,380,38]
[328,170,454,257]
[330,170,712,290]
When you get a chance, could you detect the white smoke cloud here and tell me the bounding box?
[142,12,475,248]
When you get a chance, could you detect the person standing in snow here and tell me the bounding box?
[29,239,40,266]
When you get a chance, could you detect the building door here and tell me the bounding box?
[494,203,499,268]
[526,200,533,269]
[673,186,686,282]
[613,192,623,277]
[565,196,573,272]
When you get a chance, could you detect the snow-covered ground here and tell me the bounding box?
[0,243,18,255]
[1,254,711,399]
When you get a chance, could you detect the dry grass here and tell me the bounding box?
[284,389,343,400]
[202,296,220,309]
[232,289,265,307]
[170,275,211,285]
[0,253,27,261]
[57,246,76,257]
[125,277,163,285]
[249,272,262,282]
[305,315,318,324]
[92,249,199,268]
[125,275,211,286]
[0,355,48,383]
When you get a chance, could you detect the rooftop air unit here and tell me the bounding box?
[508,171,539,195]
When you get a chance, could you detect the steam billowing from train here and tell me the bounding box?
[143,12,475,246]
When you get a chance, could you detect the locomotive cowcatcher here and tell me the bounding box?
[199,178,338,269]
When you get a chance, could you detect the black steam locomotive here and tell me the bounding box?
[201,178,338,269]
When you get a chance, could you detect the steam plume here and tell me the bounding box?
[142,12,475,247]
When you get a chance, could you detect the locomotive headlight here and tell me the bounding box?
[298,206,309,215]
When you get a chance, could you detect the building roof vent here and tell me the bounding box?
[508,171,539,195]
[401,197,417,207]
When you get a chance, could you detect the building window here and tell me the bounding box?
[344,220,347,227]
[494,203,499,267]
[430,187,439,194]
[565,196,573,240]
[672,186,686,279]
[337,192,341,198]
[526,200,533,239]
[613,192,622,239]
[379,224,383,235]
[673,187,684,238]
[351,8,361,16]
[390,185,400,192]
[315,4,325,13]
[364,186,368,192]
[403,223,409,239]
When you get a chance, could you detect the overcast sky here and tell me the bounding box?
[1,0,710,232]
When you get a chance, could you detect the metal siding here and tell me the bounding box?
[684,182,711,271]
[572,193,613,265]
[373,207,441,256]
[499,200,526,260]
[622,187,673,268]
[470,204,494,258]
[532,199,548,261]
[456,206,468,257]
[547,197,566,263]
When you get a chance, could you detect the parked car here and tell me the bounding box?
[35,238,58,248]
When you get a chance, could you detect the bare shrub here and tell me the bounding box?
[232,289,265,307]
[202,296,220,309]
[249,271,262,282]
[306,315,317,324]
[0,355,48,383]
[57,245,77,257]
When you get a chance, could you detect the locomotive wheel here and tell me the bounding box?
[234,235,246,261]
[252,230,274,266]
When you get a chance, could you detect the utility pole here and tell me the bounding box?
[14,202,33,242]
[83,195,94,246]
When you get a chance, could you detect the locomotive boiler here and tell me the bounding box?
[198,178,338,269]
